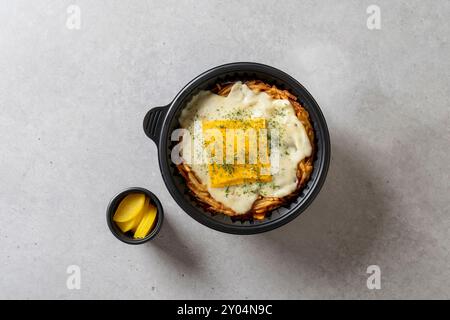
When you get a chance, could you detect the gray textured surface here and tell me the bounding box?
[0,0,449,299]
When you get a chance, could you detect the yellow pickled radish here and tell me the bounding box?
[115,197,148,233]
[113,193,146,223]
[134,202,158,239]
[116,217,140,233]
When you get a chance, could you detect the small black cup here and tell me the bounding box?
[107,187,164,244]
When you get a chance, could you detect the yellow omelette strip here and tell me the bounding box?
[202,119,272,188]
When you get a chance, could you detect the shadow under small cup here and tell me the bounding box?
[107,187,164,245]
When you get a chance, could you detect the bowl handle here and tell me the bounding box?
[143,105,168,145]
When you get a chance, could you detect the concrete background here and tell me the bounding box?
[0,0,449,299]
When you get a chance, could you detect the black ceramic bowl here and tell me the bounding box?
[143,62,330,234]
[107,187,164,244]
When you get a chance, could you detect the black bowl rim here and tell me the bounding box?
[106,187,164,244]
[155,62,330,234]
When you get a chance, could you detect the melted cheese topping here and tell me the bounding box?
[179,82,312,214]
